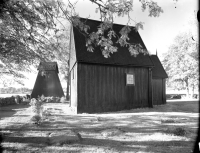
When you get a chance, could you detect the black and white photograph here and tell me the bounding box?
[0,0,199,152]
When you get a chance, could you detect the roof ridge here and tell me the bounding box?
[78,17,137,29]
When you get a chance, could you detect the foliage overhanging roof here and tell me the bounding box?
[72,18,154,67]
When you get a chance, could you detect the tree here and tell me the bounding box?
[0,0,165,91]
[0,0,72,85]
[58,0,163,57]
[162,32,199,97]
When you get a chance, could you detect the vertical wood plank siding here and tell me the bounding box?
[78,63,149,113]
[152,78,165,105]
[148,69,153,108]
[162,79,166,104]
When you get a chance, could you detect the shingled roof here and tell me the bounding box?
[38,62,59,73]
[150,55,168,78]
[72,18,154,67]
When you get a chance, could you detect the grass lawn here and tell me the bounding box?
[0,101,199,153]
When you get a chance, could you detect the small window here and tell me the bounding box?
[126,73,135,86]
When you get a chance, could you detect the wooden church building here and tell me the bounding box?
[31,62,64,98]
[69,18,168,113]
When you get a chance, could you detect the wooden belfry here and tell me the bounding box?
[31,62,64,98]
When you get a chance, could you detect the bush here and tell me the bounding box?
[172,95,181,99]
[31,115,42,125]
[30,98,43,125]
[161,119,176,123]
[173,127,187,136]
[36,95,61,103]
[166,94,183,100]
[60,96,66,103]
[166,127,187,136]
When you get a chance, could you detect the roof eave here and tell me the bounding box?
[77,60,154,68]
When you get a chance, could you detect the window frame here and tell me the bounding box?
[126,73,135,86]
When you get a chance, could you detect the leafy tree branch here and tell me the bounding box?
[0,0,165,86]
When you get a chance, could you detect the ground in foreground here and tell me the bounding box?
[0,101,199,153]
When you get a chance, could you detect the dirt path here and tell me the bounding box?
[0,101,199,153]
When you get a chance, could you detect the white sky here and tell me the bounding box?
[1,0,198,89]
[72,0,198,58]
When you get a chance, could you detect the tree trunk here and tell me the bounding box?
[192,84,195,99]
[185,78,189,98]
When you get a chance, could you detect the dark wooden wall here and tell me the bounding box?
[162,79,166,104]
[31,71,64,98]
[152,78,166,105]
[77,63,149,113]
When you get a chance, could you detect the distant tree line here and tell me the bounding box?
[0,87,32,94]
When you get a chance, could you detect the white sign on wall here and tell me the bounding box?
[126,74,135,85]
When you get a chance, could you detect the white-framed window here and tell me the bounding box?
[126,73,135,86]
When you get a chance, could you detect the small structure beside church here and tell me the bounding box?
[31,62,64,98]
[150,55,168,105]
[69,18,168,113]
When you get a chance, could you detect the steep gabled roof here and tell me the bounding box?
[72,18,154,67]
[150,55,168,78]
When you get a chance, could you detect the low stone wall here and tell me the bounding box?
[166,94,199,100]
[0,96,22,106]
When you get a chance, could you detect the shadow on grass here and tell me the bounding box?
[1,101,198,152]
[2,134,194,153]
[100,101,199,114]
[0,110,16,120]
[3,136,49,144]
[0,104,30,120]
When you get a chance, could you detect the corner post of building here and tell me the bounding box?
[148,67,153,108]
[162,79,166,104]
